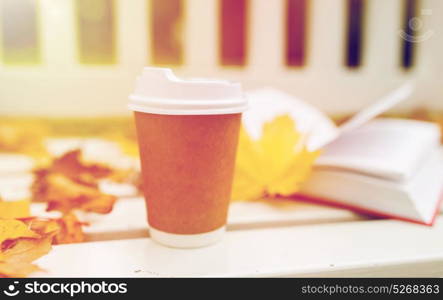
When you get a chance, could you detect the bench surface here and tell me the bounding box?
[1,145,442,277]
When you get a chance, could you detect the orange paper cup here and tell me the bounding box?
[135,113,241,247]
[129,68,247,248]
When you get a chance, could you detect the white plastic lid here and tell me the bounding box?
[128,67,248,115]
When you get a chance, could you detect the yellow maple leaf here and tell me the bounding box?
[0,235,54,277]
[0,262,41,278]
[231,115,320,201]
[0,121,49,159]
[0,218,60,277]
[0,219,40,245]
[0,200,30,219]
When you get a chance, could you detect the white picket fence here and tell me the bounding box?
[0,0,442,117]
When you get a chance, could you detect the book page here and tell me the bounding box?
[315,119,441,180]
[337,82,413,135]
[243,83,413,152]
[243,88,339,151]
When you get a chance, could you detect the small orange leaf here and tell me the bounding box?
[20,217,60,237]
[53,213,86,244]
[21,214,86,245]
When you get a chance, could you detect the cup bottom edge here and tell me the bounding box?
[149,226,226,249]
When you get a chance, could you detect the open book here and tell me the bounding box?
[244,84,443,225]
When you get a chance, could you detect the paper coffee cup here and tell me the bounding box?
[129,67,247,248]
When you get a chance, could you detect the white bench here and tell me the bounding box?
[1,148,443,277]
[33,213,443,277]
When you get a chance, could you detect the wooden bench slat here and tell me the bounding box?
[31,197,364,241]
[34,216,443,277]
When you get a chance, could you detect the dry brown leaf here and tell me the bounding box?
[43,174,116,214]
[32,168,50,202]
[51,150,113,184]
[32,150,117,214]
[32,150,113,202]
